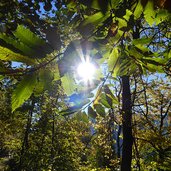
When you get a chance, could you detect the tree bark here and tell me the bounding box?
[117,125,122,158]
[121,76,133,171]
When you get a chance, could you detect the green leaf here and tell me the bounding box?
[99,93,111,108]
[118,58,134,76]
[134,0,143,19]
[117,18,127,28]
[108,47,119,71]
[0,34,35,57]
[110,0,123,9]
[129,47,144,59]
[133,37,152,46]
[168,50,171,59]
[83,12,103,26]
[12,74,37,112]
[108,47,120,77]
[88,106,97,119]
[94,104,105,117]
[145,63,163,72]
[123,9,132,21]
[80,0,110,14]
[0,46,36,65]
[67,1,77,10]
[112,64,120,78]
[144,0,156,26]
[0,25,51,58]
[34,69,54,95]
[0,75,4,81]
[82,11,109,26]
[43,69,54,90]
[129,64,137,75]
[155,9,169,25]
[104,85,118,104]
[61,73,77,96]
[52,64,60,81]
[143,57,166,66]
[75,111,89,123]
[91,0,101,10]
[14,25,53,56]
[14,25,45,48]
[106,95,113,108]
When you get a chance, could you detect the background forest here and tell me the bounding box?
[0,0,171,171]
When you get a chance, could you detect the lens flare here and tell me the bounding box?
[77,61,96,82]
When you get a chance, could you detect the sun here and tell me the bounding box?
[77,61,96,82]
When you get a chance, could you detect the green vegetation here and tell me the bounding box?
[0,0,171,170]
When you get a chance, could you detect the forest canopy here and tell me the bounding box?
[0,0,171,171]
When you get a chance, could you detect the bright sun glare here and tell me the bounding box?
[77,61,96,82]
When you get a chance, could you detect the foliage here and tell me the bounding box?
[131,75,171,170]
[0,0,171,170]
[0,0,170,111]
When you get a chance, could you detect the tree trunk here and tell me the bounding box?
[117,125,122,158]
[19,98,35,170]
[51,112,55,171]
[121,76,133,171]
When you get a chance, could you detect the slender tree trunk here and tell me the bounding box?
[51,112,55,171]
[19,98,35,170]
[117,125,122,158]
[121,76,133,171]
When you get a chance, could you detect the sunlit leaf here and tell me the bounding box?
[108,47,119,71]
[144,0,156,26]
[0,25,51,58]
[112,64,120,78]
[0,46,36,65]
[133,37,152,46]
[61,73,77,96]
[104,85,118,104]
[146,63,164,72]
[94,104,105,117]
[155,9,169,25]
[12,74,37,112]
[143,57,166,66]
[14,25,45,48]
[99,93,111,108]
[93,86,104,106]
[123,9,132,21]
[129,47,144,59]
[14,25,52,57]
[0,34,35,57]
[51,63,60,81]
[82,11,109,26]
[34,69,54,95]
[117,18,127,28]
[110,0,123,9]
[108,47,120,77]
[118,58,133,76]
[134,0,143,19]
[83,12,103,26]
